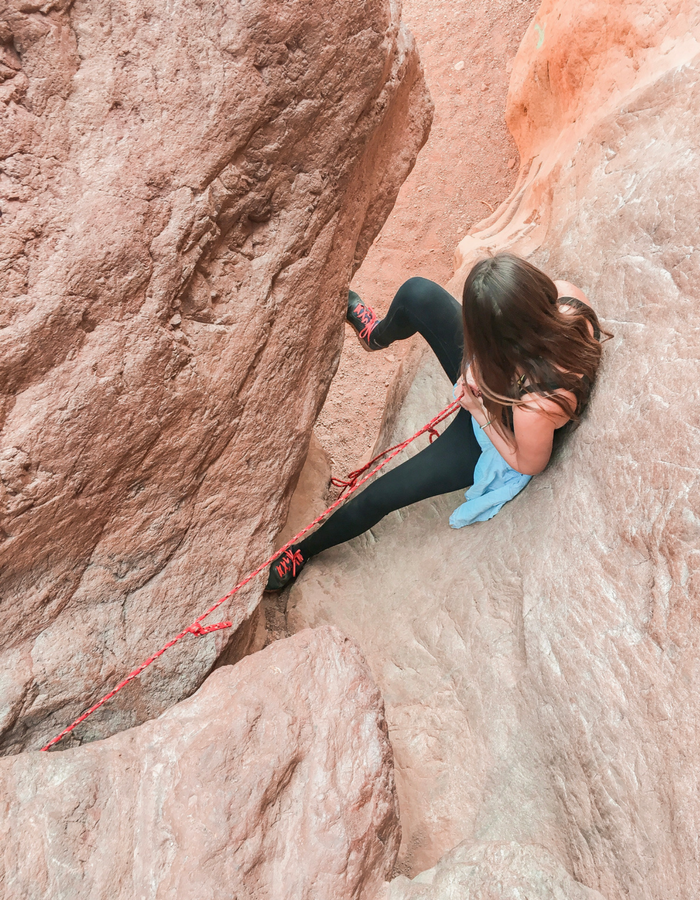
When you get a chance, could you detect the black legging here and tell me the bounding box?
[300,277,481,559]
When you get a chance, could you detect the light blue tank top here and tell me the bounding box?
[449,418,531,528]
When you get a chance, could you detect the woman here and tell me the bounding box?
[266,252,609,591]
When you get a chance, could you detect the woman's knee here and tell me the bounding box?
[395,276,439,312]
[395,276,457,325]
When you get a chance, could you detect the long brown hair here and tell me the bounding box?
[461,252,611,444]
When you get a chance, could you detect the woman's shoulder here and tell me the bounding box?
[517,279,598,424]
[553,279,591,307]
[553,279,598,340]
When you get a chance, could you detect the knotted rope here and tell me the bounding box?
[41,400,460,752]
[331,419,443,497]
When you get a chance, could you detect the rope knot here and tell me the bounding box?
[187,621,233,636]
[331,470,362,498]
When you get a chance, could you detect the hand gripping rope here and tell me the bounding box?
[41,400,460,751]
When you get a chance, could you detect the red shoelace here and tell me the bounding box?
[275,547,304,578]
[355,302,378,342]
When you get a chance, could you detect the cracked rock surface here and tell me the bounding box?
[0,0,431,753]
[289,1,700,896]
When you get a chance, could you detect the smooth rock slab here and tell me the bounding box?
[0,626,400,900]
[289,2,700,897]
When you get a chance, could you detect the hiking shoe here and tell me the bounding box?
[347,290,385,350]
[265,545,306,591]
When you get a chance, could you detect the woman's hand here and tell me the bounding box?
[454,373,485,415]
[457,366,567,476]
[464,364,481,397]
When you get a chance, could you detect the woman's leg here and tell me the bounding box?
[372,277,464,383]
[266,278,470,589]
[299,408,479,559]
[301,278,469,559]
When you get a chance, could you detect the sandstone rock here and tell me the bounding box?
[0,626,401,899]
[382,841,606,900]
[289,2,700,897]
[506,0,700,165]
[0,0,432,753]
[275,431,331,552]
[255,433,331,646]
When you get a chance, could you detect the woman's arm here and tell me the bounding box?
[455,376,570,475]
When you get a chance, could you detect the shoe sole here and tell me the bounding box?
[347,319,375,352]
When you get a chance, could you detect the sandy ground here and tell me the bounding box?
[315,0,541,481]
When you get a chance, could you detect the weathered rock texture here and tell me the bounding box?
[0,0,432,753]
[289,1,700,897]
[382,841,605,900]
[0,625,400,899]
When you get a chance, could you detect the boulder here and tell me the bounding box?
[0,0,432,753]
[0,626,401,899]
[289,1,700,897]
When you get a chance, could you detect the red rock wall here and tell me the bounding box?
[506,0,700,162]
[0,0,432,753]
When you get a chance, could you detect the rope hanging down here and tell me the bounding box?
[41,400,460,752]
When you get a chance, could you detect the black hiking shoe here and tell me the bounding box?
[265,545,306,591]
[347,290,385,350]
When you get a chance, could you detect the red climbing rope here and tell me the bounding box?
[331,420,443,497]
[41,400,460,752]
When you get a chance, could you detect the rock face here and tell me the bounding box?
[289,1,700,897]
[382,841,605,900]
[0,626,401,899]
[0,0,432,753]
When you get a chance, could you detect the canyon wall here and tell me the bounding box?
[290,1,700,897]
[0,0,432,753]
